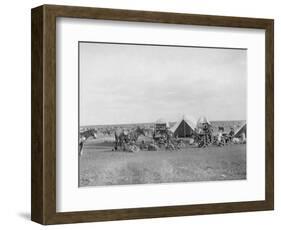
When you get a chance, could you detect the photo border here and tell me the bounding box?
[31,4,274,224]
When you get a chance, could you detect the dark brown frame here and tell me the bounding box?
[31,4,274,225]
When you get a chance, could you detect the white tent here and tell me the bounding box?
[234,122,247,138]
[197,116,211,128]
[170,116,196,138]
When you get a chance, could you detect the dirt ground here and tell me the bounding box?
[79,139,246,187]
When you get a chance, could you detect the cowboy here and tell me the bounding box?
[217,129,223,146]
[201,123,210,147]
[229,127,235,137]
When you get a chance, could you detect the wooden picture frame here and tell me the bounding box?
[31,4,274,225]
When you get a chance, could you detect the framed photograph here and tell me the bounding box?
[31,4,274,225]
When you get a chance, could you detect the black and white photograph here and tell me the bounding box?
[78,42,247,187]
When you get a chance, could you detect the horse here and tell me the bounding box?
[79,128,97,156]
[114,126,146,151]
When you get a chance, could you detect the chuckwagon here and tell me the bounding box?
[153,118,169,144]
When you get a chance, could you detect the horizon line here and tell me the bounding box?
[80,119,246,127]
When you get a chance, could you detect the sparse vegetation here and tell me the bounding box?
[79,141,246,187]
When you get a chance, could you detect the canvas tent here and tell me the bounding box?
[234,123,247,138]
[170,116,196,138]
[197,116,211,127]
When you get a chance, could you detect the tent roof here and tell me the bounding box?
[234,122,247,137]
[197,116,211,126]
[170,116,196,133]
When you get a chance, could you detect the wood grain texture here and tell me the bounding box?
[31,6,44,224]
[265,20,274,210]
[31,4,274,225]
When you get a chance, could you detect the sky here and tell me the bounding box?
[79,42,247,126]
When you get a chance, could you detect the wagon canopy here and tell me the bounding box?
[155,118,169,131]
[155,118,168,125]
[170,116,196,138]
[234,122,247,138]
